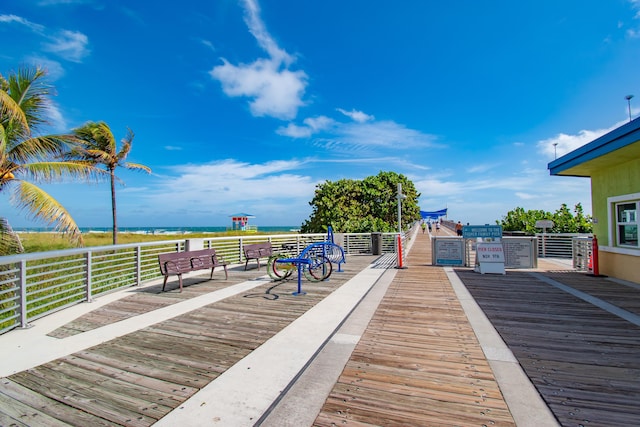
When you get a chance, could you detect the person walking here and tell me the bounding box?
[421,222,426,233]
[456,221,463,236]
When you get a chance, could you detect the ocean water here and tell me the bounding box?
[15,226,301,235]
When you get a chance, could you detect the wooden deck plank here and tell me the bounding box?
[456,268,640,427]
[313,235,517,426]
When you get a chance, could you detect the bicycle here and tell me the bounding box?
[267,242,332,283]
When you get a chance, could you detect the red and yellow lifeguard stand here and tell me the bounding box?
[229,213,257,232]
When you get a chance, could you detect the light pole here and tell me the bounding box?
[553,142,558,159]
[626,94,634,122]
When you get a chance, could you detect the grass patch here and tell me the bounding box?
[17,230,297,253]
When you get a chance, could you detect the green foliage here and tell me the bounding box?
[1,66,102,248]
[70,122,151,245]
[497,203,593,234]
[301,171,421,233]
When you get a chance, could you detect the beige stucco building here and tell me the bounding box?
[549,117,640,284]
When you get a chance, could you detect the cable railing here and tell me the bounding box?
[0,231,400,335]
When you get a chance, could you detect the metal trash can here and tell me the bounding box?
[371,232,382,255]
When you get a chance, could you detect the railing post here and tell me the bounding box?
[239,237,244,264]
[85,251,93,303]
[19,259,30,329]
[136,246,142,286]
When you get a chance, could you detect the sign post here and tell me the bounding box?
[535,220,554,257]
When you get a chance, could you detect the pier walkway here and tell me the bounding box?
[1,227,640,426]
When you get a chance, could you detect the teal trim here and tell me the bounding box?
[548,117,640,176]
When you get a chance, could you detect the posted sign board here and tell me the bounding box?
[433,237,464,265]
[462,225,503,239]
[475,242,505,274]
[535,220,554,229]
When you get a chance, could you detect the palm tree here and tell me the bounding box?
[1,66,101,250]
[71,122,151,245]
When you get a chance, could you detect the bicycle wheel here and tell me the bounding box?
[267,255,294,281]
[304,255,332,282]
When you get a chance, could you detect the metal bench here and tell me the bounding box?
[243,242,273,270]
[158,248,228,292]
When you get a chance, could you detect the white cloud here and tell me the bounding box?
[515,192,537,200]
[537,125,616,158]
[414,168,592,225]
[336,120,438,149]
[46,101,67,132]
[43,30,90,62]
[241,0,293,65]
[142,159,318,223]
[277,123,313,138]
[200,39,216,51]
[276,115,335,138]
[0,14,45,32]
[337,108,374,123]
[1,14,90,63]
[26,56,65,80]
[467,163,498,173]
[210,0,307,120]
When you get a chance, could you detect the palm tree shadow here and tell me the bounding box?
[243,280,286,300]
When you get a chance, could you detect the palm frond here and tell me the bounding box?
[10,134,76,164]
[124,162,152,173]
[8,67,51,132]
[0,217,24,255]
[0,87,29,133]
[21,161,108,183]
[12,180,83,245]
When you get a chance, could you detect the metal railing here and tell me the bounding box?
[536,233,592,258]
[0,231,400,335]
[572,236,593,271]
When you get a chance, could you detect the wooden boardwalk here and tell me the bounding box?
[313,231,517,426]
[0,256,376,426]
[457,268,640,427]
[2,228,640,426]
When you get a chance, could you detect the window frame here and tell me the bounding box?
[607,192,640,253]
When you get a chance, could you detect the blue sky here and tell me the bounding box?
[2,0,639,229]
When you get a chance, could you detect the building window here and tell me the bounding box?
[616,201,639,248]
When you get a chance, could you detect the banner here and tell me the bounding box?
[420,208,447,219]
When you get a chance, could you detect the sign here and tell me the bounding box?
[462,225,503,239]
[503,240,534,268]
[476,243,505,262]
[535,220,554,229]
[434,238,464,265]
[475,242,505,274]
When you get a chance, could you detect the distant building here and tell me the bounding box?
[548,117,640,283]
[229,213,258,232]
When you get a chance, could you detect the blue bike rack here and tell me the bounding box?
[275,257,310,296]
[273,227,347,296]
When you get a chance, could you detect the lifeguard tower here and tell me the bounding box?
[229,213,258,232]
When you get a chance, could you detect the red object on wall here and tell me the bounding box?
[592,235,599,276]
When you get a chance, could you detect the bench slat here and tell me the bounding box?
[158,248,228,292]
[243,242,273,270]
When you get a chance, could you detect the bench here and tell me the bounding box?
[158,248,228,292]
[243,242,273,270]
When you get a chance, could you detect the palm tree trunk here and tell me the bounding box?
[110,168,117,245]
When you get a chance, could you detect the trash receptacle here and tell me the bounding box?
[371,232,382,255]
